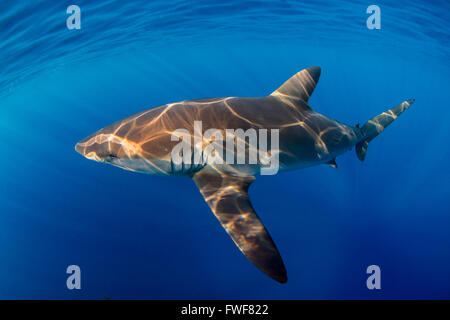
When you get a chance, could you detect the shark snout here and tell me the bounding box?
[75,129,126,164]
[75,131,109,162]
[75,139,103,162]
[75,132,97,157]
[74,141,85,155]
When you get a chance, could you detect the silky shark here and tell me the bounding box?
[75,67,414,283]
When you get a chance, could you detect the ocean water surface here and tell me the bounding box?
[0,0,449,299]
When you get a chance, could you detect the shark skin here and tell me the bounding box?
[75,67,414,283]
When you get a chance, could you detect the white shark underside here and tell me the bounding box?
[76,67,414,283]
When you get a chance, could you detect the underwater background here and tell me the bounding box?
[0,0,449,299]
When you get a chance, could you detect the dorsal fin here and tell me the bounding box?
[271,66,321,102]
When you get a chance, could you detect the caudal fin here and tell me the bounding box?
[356,99,415,161]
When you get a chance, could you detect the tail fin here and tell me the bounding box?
[356,99,415,161]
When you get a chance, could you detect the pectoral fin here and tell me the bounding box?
[193,168,287,283]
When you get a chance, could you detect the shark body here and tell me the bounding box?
[75,67,414,283]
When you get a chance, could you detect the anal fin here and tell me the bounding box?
[327,158,338,169]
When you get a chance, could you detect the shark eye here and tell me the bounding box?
[105,154,118,162]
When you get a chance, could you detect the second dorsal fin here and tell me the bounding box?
[271,67,321,102]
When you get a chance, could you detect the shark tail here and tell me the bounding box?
[356,99,415,162]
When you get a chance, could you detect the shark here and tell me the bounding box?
[75,66,414,283]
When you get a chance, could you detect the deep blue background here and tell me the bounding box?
[0,0,449,299]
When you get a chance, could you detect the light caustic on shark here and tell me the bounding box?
[75,66,414,283]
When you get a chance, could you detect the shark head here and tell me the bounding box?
[75,123,143,172]
[76,129,122,164]
[75,119,174,175]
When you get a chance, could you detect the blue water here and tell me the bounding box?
[0,0,449,299]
